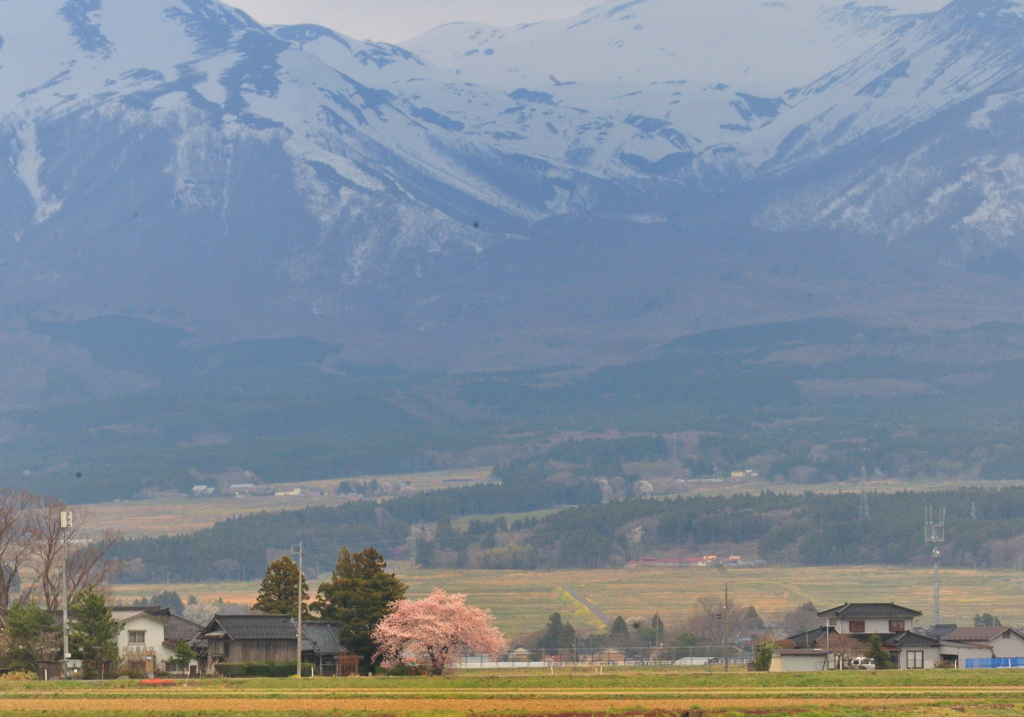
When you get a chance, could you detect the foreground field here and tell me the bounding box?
[111,564,1024,637]
[2,669,1024,716]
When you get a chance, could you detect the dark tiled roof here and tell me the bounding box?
[923,624,959,639]
[945,626,1022,642]
[777,648,827,656]
[785,626,831,648]
[200,615,344,656]
[302,622,344,655]
[163,614,204,646]
[202,615,297,641]
[818,603,922,619]
[112,605,172,617]
[884,631,940,647]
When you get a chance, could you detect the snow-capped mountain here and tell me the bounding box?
[409,0,1024,245]
[3,0,1024,371]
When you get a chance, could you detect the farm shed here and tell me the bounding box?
[770,648,829,672]
[197,615,351,675]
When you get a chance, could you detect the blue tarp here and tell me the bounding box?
[964,658,1024,669]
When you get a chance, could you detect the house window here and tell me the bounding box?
[848,621,865,633]
[907,650,924,669]
[1003,632,1011,639]
[889,620,905,632]
[128,631,146,645]
[210,640,225,657]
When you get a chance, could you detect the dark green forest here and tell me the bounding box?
[113,483,1024,582]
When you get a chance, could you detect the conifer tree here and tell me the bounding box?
[312,546,407,672]
[254,556,309,618]
[865,633,892,669]
[69,587,121,678]
[7,602,59,672]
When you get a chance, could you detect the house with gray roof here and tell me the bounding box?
[54,605,204,676]
[196,614,352,675]
[938,625,1024,666]
[785,602,942,670]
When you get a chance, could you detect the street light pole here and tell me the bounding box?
[60,510,72,674]
[293,543,303,677]
[723,582,729,673]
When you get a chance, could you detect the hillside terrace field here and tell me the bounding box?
[111,564,1024,637]
[3,670,1024,716]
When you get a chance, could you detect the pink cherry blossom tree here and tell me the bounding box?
[372,588,506,674]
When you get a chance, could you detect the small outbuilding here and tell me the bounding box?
[770,648,829,672]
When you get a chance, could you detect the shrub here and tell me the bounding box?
[0,671,37,681]
[215,662,315,678]
[750,638,775,672]
[380,664,426,676]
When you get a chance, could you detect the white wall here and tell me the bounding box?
[895,645,941,670]
[991,632,1024,659]
[770,654,828,672]
[117,614,175,669]
[939,643,992,666]
[838,617,912,635]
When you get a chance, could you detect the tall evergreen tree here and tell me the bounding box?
[865,633,892,669]
[540,612,575,651]
[312,546,407,673]
[70,587,121,678]
[254,556,310,618]
[6,602,59,672]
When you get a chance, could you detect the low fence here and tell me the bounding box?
[454,646,752,669]
[965,657,1024,669]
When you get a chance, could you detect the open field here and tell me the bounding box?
[79,468,1024,540]
[78,468,491,537]
[3,669,1024,716]
[111,564,1024,637]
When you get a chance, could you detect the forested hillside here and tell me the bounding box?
[113,483,1024,583]
[15,318,1024,504]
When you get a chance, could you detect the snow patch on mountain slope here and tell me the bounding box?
[10,115,62,225]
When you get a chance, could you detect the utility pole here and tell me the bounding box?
[925,507,945,628]
[292,543,303,677]
[723,583,729,672]
[60,510,72,675]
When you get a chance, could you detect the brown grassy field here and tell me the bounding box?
[111,563,1024,638]
[79,468,491,537]
[79,465,1024,540]
[2,669,1024,716]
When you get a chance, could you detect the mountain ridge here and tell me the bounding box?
[2,0,1024,373]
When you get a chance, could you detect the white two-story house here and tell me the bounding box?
[819,602,920,637]
[786,602,942,670]
[111,606,203,675]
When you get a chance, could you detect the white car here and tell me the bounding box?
[847,657,876,670]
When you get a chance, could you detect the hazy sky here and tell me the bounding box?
[227,0,598,43]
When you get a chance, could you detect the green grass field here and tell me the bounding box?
[112,563,1024,638]
[3,668,1024,716]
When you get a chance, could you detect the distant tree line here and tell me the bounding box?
[523,486,1024,568]
[111,476,601,583]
